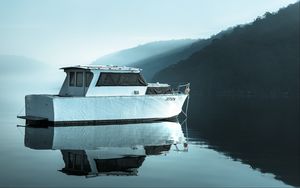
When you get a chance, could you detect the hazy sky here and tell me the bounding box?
[0,0,297,66]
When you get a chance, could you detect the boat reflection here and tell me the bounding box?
[24,121,186,177]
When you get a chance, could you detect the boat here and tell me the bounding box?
[24,121,187,177]
[19,65,190,124]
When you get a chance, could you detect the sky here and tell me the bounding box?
[0,0,298,66]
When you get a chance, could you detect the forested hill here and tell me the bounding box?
[130,39,211,80]
[154,2,300,98]
[130,29,233,81]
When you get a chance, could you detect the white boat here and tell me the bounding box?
[19,65,190,123]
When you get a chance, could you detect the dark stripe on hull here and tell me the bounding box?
[25,116,179,127]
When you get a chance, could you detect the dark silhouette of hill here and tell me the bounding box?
[156,2,300,186]
[92,32,234,81]
[154,2,300,98]
[130,29,233,80]
[92,39,196,66]
[131,39,211,80]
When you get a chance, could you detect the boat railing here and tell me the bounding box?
[172,82,190,119]
[173,82,190,95]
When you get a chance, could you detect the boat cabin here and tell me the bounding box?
[59,65,172,97]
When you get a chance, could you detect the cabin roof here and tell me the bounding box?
[60,65,141,72]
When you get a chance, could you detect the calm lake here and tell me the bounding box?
[0,82,299,187]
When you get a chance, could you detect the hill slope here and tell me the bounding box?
[130,39,211,80]
[92,39,196,67]
[129,29,232,80]
[154,2,299,97]
[154,3,300,186]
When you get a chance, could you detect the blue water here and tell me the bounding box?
[0,126,290,187]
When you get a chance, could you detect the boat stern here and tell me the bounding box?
[24,95,55,122]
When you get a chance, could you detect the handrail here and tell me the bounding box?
[173,82,190,95]
[172,82,190,118]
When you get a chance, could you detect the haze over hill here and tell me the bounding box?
[129,39,210,80]
[0,55,62,106]
[0,55,46,76]
[154,2,299,97]
[131,29,233,80]
[92,39,196,67]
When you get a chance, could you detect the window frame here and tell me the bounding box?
[96,72,147,86]
[69,72,75,87]
[85,72,94,87]
[69,71,88,87]
[76,72,83,87]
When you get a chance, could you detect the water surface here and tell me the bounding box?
[0,82,298,187]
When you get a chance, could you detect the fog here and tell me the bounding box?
[1,0,297,66]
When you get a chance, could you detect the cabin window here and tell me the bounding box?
[146,86,172,94]
[69,72,75,86]
[76,72,83,87]
[85,72,93,87]
[96,73,147,86]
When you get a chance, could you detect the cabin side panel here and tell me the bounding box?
[59,69,93,97]
[58,73,68,96]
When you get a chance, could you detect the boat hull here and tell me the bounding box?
[24,94,188,123]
